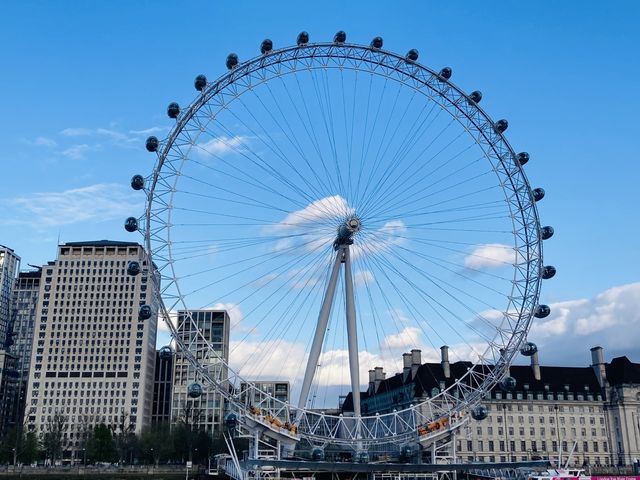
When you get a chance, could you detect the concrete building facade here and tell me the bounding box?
[23,240,159,454]
[171,309,229,435]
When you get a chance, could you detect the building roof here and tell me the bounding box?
[18,269,42,279]
[63,240,140,247]
[342,359,610,413]
[606,356,640,385]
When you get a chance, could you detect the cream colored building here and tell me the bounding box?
[23,241,159,454]
[348,346,640,466]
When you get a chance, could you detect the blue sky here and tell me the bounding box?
[2,1,640,389]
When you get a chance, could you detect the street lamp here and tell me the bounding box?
[150,448,154,466]
[12,448,16,466]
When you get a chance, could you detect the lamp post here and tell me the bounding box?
[150,448,154,466]
[12,448,16,466]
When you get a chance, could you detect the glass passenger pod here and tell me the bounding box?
[188,382,203,398]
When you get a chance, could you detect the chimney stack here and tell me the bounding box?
[403,353,412,379]
[411,349,422,377]
[374,366,385,392]
[590,346,608,388]
[531,351,541,381]
[368,369,376,393]
[441,345,451,379]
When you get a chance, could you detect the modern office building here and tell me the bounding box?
[171,309,229,435]
[0,245,20,347]
[239,380,290,413]
[343,346,640,466]
[8,268,42,428]
[152,349,173,425]
[0,350,18,435]
[23,240,160,455]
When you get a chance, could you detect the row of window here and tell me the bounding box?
[486,414,604,425]
[459,439,608,453]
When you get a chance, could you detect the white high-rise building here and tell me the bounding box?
[171,309,229,435]
[0,245,20,346]
[24,241,159,455]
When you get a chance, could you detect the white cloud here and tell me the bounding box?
[129,126,169,136]
[280,195,352,228]
[383,326,423,350]
[157,310,179,335]
[230,339,307,382]
[527,283,640,365]
[464,243,515,269]
[34,137,57,148]
[353,219,407,258]
[3,183,143,228]
[60,127,133,144]
[59,125,167,149]
[60,144,94,160]
[60,127,93,136]
[354,270,374,287]
[196,136,248,157]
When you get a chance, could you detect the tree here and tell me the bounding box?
[110,409,136,464]
[0,426,19,464]
[173,402,204,462]
[41,411,68,462]
[20,432,39,465]
[87,423,116,463]
[139,422,172,465]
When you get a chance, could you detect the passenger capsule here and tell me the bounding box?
[516,152,530,166]
[188,382,203,398]
[226,53,239,70]
[532,188,545,202]
[439,67,452,80]
[471,405,488,421]
[494,119,509,133]
[127,261,141,276]
[225,412,238,430]
[138,304,152,320]
[370,36,383,49]
[167,102,180,119]
[400,445,415,459]
[261,39,273,54]
[124,217,138,233]
[542,265,557,280]
[130,174,145,191]
[468,90,482,104]
[311,447,325,461]
[541,226,554,240]
[194,74,207,91]
[355,451,369,463]
[535,304,551,319]
[334,30,347,43]
[159,345,173,361]
[406,49,419,62]
[500,376,517,391]
[520,342,538,356]
[145,136,159,152]
[297,31,310,45]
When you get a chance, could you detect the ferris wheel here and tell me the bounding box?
[125,31,555,454]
